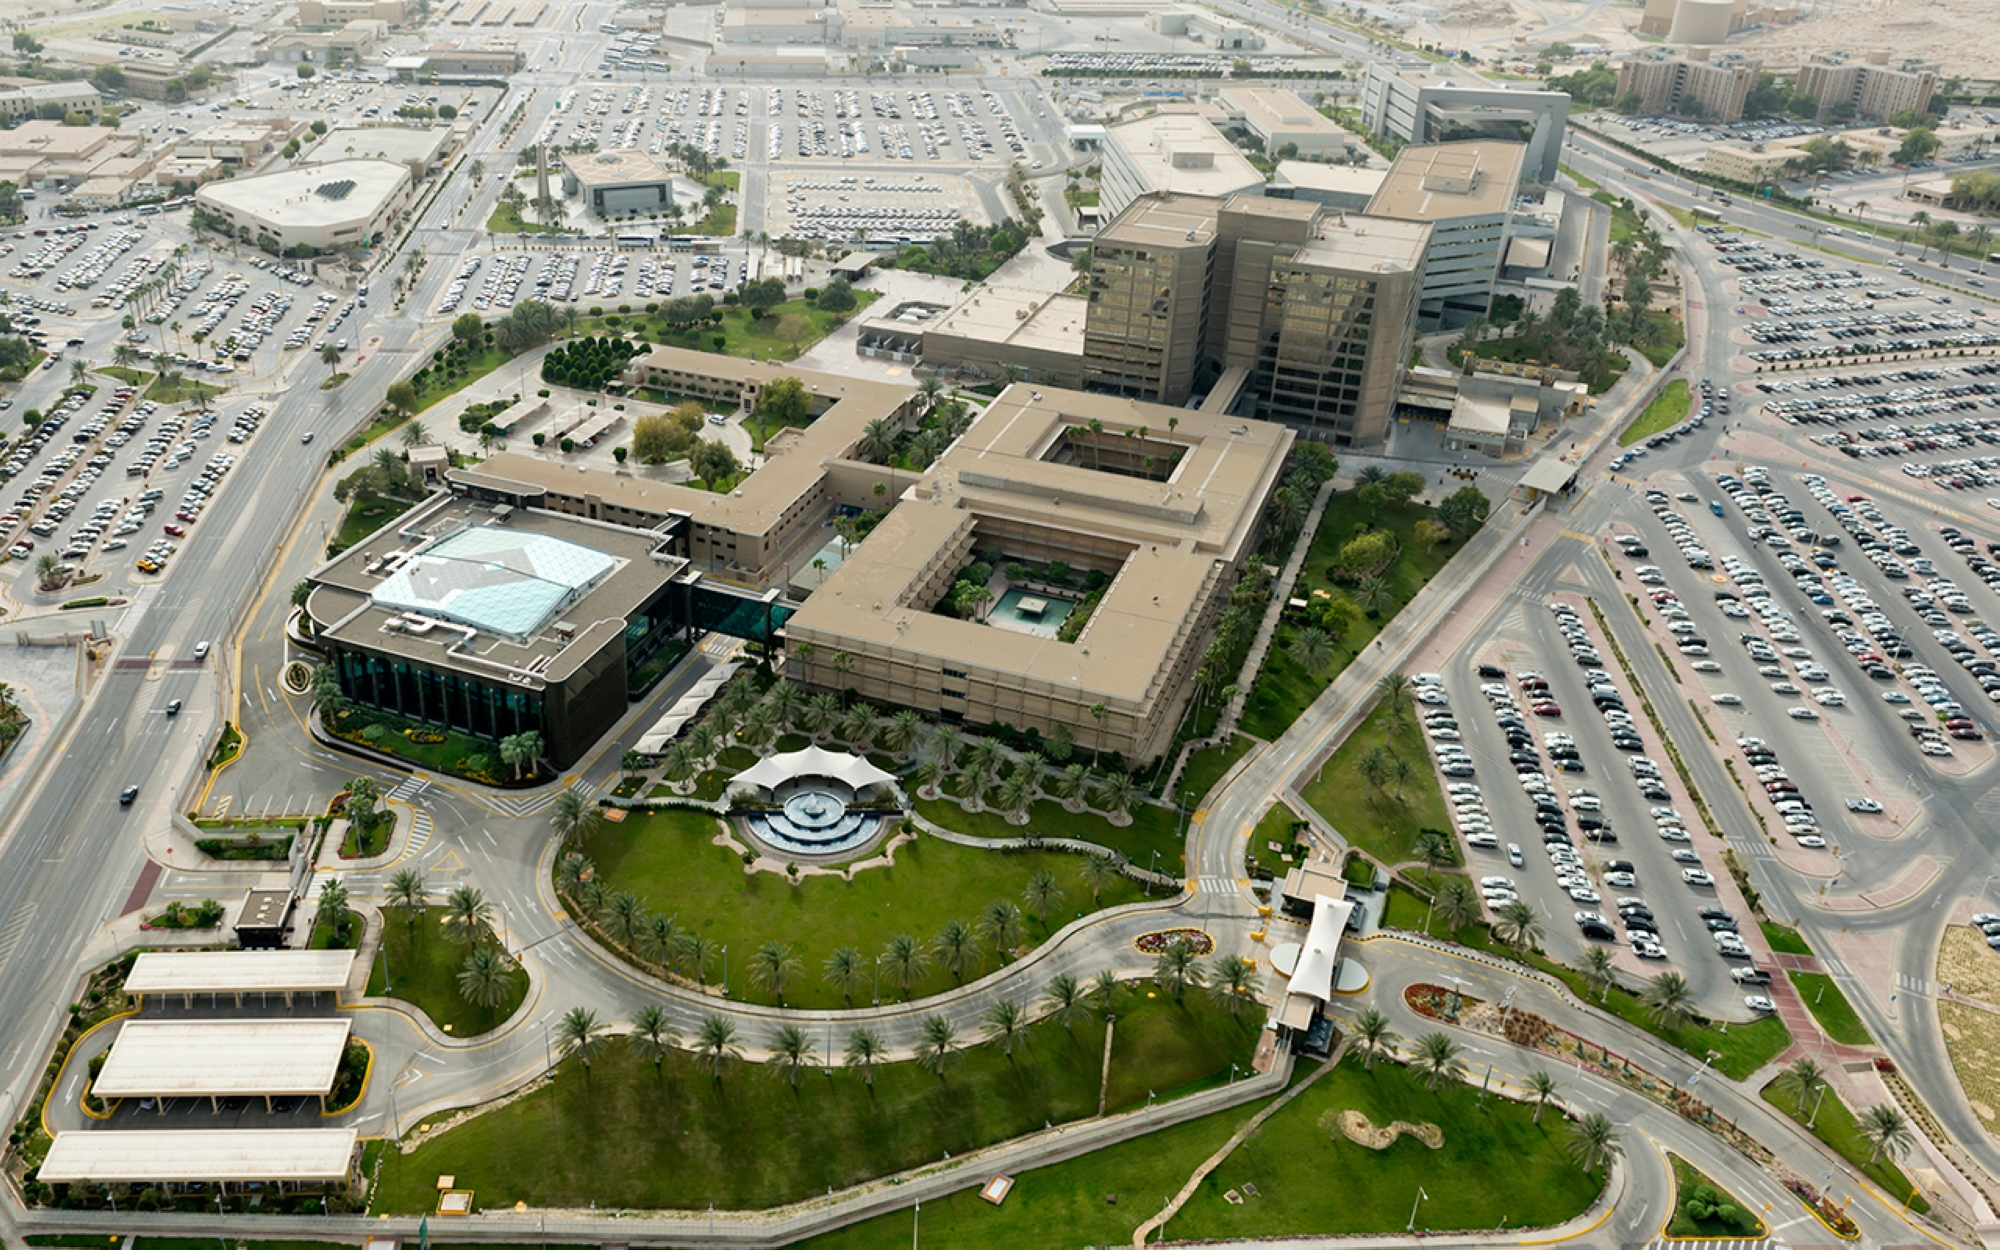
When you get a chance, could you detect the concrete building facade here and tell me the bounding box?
[1364,140,1526,330]
[1613,49,1762,123]
[296,0,406,23]
[1081,194,1218,407]
[561,150,674,216]
[1215,86,1350,159]
[195,158,413,252]
[1361,66,1568,182]
[0,81,101,122]
[1096,108,1265,222]
[1796,52,1936,122]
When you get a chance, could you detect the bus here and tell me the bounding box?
[1690,205,1723,223]
[615,232,658,249]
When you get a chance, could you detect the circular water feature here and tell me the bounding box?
[742,781,889,859]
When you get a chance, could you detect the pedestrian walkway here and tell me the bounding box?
[387,774,429,804]
[404,809,433,859]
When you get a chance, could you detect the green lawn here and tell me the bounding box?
[1560,162,1601,191]
[1667,1152,1765,1238]
[1762,1079,1928,1213]
[370,992,1259,1213]
[1297,701,1450,872]
[321,705,523,786]
[1246,802,1303,883]
[1786,970,1873,1046]
[585,809,1149,1009]
[1760,921,1813,956]
[1466,334,1628,395]
[367,907,527,1036]
[800,1056,1601,1246]
[1178,734,1254,809]
[1634,311,1685,368]
[408,344,515,413]
[146,373,223,405]
[1241,490,1456,741]
[1619,378,1689,447]
[690,201,737,236]
[486,202,556,234]
[914,791,1185,874]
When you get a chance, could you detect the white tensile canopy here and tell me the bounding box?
[731,745,896,793]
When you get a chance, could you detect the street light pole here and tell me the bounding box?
[1407,1186,1428,1231]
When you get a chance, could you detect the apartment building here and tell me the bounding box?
[1613,49,1762,123]
[1796,52,1936,122]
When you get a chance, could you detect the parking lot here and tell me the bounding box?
[434,247,754,315]
[763,170,986,246]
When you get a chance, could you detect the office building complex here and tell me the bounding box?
[1364,140,1526,330]
[1796,52,1936,122]
[1613,49,1762,124]
[1361,66,1568,182]
[1096,108,1265,221]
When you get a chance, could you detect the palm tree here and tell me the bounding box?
[1492,900,1544,953]
[983,998,1030,1059]
[1352,1007,1399,1071]
[1860,1104,1913,1165]
[320,341,342,380]
[837,703,877,750]
[385,868,429,937]
[1412,1031,1466,1091]
[1413,830,1455,884]
[456,946,514,1013]
[400,420,431,448]
[1357,745,1393,798]
[443,885,494,946]
[1022,870,1065,926]
[883,933,928,998]
[1093,771,1139,821]
[67,357,85,390]
[549,790,602,847]
[916,1013,960,1081]
[881,709,926,759]
[1375,672,1412,724]
[638,912,683,970]
[1775,1056,1828,1110]
[770,1023,816,1091]
[1153,938,1206,1003]
[1431,880,1475,934]
[679,931,719,984]
[1042,973,1087,1031]
[1581,947,1617,1001]
[556,1007,611,1081]
[1079,853,1118,903]
[857,417,896,464]
[1287,626,1335,676]
[823,946,865,1003]
[694,1014,741,1084]
[1565,1113,1622,1174]
[1355,574,1394,616]
[800,691,842,738]
[977,899,1024,960]
[602,890,647,949]
[766,680,805,732]
[748,939,803,1004]
[1640,971,1695,1029]
[844,1026,886,1091]
[1525,1070,1561,1124]
[628,1005,677,1079]
[1207,955,1261,1015]
[1052,763,1092,812]
[932,918,979,982]
[1090,969,1122,1017]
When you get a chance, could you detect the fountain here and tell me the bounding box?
[730,746,901,861]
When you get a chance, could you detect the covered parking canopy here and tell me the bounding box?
[39,1128,359,1187]
[93,1019,353,1112]
[124,950,357,1007]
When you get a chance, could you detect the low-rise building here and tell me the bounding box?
[195,158,413,252]
[1267,160,1386,209]
[296,0,406,24]
[114,61,190,101]
[1214,87,1346,158]
[1098,107,1265,222]
[908,286,1088,387]
[0,80,101,122]
[560,149,674,217]
[1147,7,1262,49]
[1699,140,1801,183]
[175,118,304,166]
[318,123,453,176]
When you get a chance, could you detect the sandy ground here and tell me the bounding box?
[1730,1,1992,81]
[1420,0,1647,53]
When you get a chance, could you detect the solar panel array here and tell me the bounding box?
[314,179,356,201]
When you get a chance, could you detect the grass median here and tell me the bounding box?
[1787,970,1873,1046]
[367,907,527,1037]
[1297,701,1450,872]
[1762,1078,1929,1213]
[1619,378,1689,447]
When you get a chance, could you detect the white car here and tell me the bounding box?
[1845,797,1883,814]
[1787,706,1820,721]
[1814,689,1846,707]
[1481,876,1516,890]
[1795,835,1828,848]
[1633,940,1668,960]
[1691,660,1723,673]
[1604,871,1637,889]
[1415,689,1449,705]
[1744,995,1776,1014]
[1711,692,1742,706]
[1683,868,1716,886]
[1507,843,1523,866]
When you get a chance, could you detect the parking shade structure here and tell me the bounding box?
[91,1018,353,1112]
[123,950,358,1007]
[38,1128,359,1188]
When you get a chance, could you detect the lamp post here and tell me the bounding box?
[1407,1186,1428,1232]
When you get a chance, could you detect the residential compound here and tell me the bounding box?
[1795,51,1937,122]
[1361,65,1568,182]
[302,347,1289,766]
[1613,48,1763,124]
[1082,193,1429,445]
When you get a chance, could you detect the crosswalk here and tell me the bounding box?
[405,810,433,859]
[1195,875,1236,895]
[0,903,37,970]
[1822,955,1849,976]
[489,776,596,820]
[387,774,430,803]
[1653,1240,1778,1250]
[1898,971,1933,998]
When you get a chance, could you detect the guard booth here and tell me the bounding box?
[1517,457,1580,506]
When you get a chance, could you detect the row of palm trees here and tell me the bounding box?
[1773,1056,1914,1166]
[539,959,1243,1093]
[1348,1008,1622,1174]
[554,849,1133,1001]
[378,870,524,1014]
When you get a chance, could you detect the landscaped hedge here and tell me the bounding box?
[541,334,647,390]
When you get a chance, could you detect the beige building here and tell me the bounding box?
[561,149,674,216]
[1365,140,1526,330]
[785,388,1291,764]
[1214,87,1348,158]
[1796,52,1937,122]
[1613,49,1762,123]
[196,158,414,252]
[914,287,1087,387]
[0,81,101,122]
[1081,193,1219,408]
[175,118,305,165]
[1097,107,1266,221]
[1268,160,1386,210]
[296,0,406,23]
[1700,141,1802,184]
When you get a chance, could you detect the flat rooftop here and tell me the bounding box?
[1274,160,1387,198]
[1220,87,1348,141]
[197,159,410,229]
[307,493,685,686]
[125,951,357,997]
[1291,211,1431,275]
[563,148,671,188]
[39,1129,360,1184]
[320,124,448,167]
[1105,109,1264,201]
[93,1019,353,1099]
[1366,140,1526,221]
[1095,191,1220,250]
[927,287,1087,356]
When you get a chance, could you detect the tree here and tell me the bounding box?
[385,379,417,414]
[1413,830,1455,884]
[456,946,515,1012]
[638,912,683,970]
[1641,971,1695,1028]
[1078,853,1118,903]
[1528,1070,1560,1123]
[817,277,857,313]
[770,1023,816,1091]
[628,1005,678,1079]
[601,891,646,949]
[1896,127,1942,166]
[1023,869,1065,925]
[1042,973,1087,1031]
[977,899,1024,960]
[1860,1104,1913,1165]
[548,789,602,848]
[694,1014,741,1084]
[399,419,431,449]
[932,918,979,982]
[320,342,342,380]
[1566,1113,1622,1174]
[757,375,811,428]
[443,885,495,946]
[1412,1031,1466,1091]
[1493,900,1544,953]
[1090,969,1122,1017]
[883,933,928,998]
[1775,1056,1828,1109]
[983,998,1029,1059]
[1581,945,1617,1001]
[1352,1007,1399,1070]
[1437,485,1491,538]
[1381,470,1425,505]
[1435,879,1478,932]
[857,417,896,464]
[917,1014,960,1080]
[1287,626,1334,676]
[690,439,739,485]
[1153,938,1206,1003]
[315,879,350,942]
[385,868,429,937]
[776,312,813,355]
[748,939,803,1004]
[1207,954,1260,1015]
[844,1026,885,1090]
[556,1007,610,1080]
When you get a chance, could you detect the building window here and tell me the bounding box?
[941,667,967,680]
[940,688,965,700]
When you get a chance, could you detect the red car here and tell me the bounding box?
[1951,728,1985,740]
[1533,702,1562,717]
[162,524,185,537]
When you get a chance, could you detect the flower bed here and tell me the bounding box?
[1785,1179,1862,1240]
[1404,982,1476,1023]
[1133,929,1214,956]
